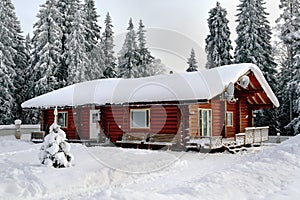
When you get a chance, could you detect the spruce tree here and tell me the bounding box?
[205,2,232,69]
[102,12,117,78]
[276,0,300,134]
[186,49,198,72]
[0,52,15,124]
[56,0,81,87]
[66,9,90,84]
[118,18,140,78]
[0,0,28,123]
[235,0,277,78]
[136,20,155,77]
[82,0,101,52]
[31,0,62,96]
[255,0,277,90]
[82,0,104,80]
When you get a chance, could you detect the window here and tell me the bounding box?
[58,112,68,128]
[226,112,233,126]
[198,109,212,137]
[130,109,150,129]
[91,112,99,123]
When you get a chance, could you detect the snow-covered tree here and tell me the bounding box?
[235,0,278,134]
[136,19,155,77]
[82,0,101,52]
[0,53,15,124]
[234,0,259,64]
[66,9,90,84]
[55,0,81,87]
[255,0,277,89]
[0,0,29,123]
[235,0,277,81]
[81,0,105,80]
[102,12,117,78]
[31,0,62,96]
[118,18,140,78]
[205,2,232,69]
[276,0,300,135]
[186,48,198,72]
[39,122,73,168]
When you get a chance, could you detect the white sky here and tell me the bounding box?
[12,0,281,72]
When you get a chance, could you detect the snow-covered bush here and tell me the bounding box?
[39,123,73,168]
[285,116,300,136]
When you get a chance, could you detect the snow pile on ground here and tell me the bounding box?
[1,135,300,200]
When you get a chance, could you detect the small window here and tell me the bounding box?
[92,113,99,123]
[58,112,68,128]
[226,112,233,126]
[130,109,150,129]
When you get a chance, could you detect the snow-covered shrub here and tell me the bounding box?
[285,116,300,135]
[39,123,73,168]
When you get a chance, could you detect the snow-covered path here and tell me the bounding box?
[1,135,300,200]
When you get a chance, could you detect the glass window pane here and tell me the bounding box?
[199,109,212,137]
[92,113,99,123]
[58,112,67,128]
[226,112,233,126]
[131,109,150,128]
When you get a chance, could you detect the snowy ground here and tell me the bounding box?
[1,134,300,200]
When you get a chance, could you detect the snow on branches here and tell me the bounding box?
[39,123,73,168]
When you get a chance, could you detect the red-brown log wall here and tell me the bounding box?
[42,106,101,140]
[101,105,181,142]
[42,108,77,139]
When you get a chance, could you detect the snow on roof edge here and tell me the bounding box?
[21,63,280,109]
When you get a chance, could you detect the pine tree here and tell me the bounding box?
[56,0,81,87]
[66,9,90,84]
[235,0,278,134]
[31,0,62,96]
[0,52,15,124]
[102,12,117,78]
[82,0,101,52]
[235,0,277,77]
[23,34,40,124]
[255,0,277,90]
[82,0,104,80]
[0,0,29,124]
[136,19,155,77]
[205,2,232,69]
[118,18,140,78]
[276,0,300,135]
[186,49,198,72]
[234,0,259,64]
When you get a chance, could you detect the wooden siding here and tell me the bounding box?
[226,102,239,138]
[211,99,225,137]
[42,106,101,140]
[239,98,251,133]
[188,104,199,137]
[188,99,225,138]
[101,105,181,143]
[42,108,77,139]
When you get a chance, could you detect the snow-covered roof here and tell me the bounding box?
[21,63,279,108]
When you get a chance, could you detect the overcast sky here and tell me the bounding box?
[11,0,281,72]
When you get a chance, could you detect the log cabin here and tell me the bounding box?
[22,63,279,150]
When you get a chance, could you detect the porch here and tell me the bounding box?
[186,126,269,152]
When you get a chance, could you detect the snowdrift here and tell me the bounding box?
[1,135,300,199]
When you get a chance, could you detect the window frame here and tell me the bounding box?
[57,111,68,128]
[198,108,212,137]
[130,108,150,129]
[226,112,234,127]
